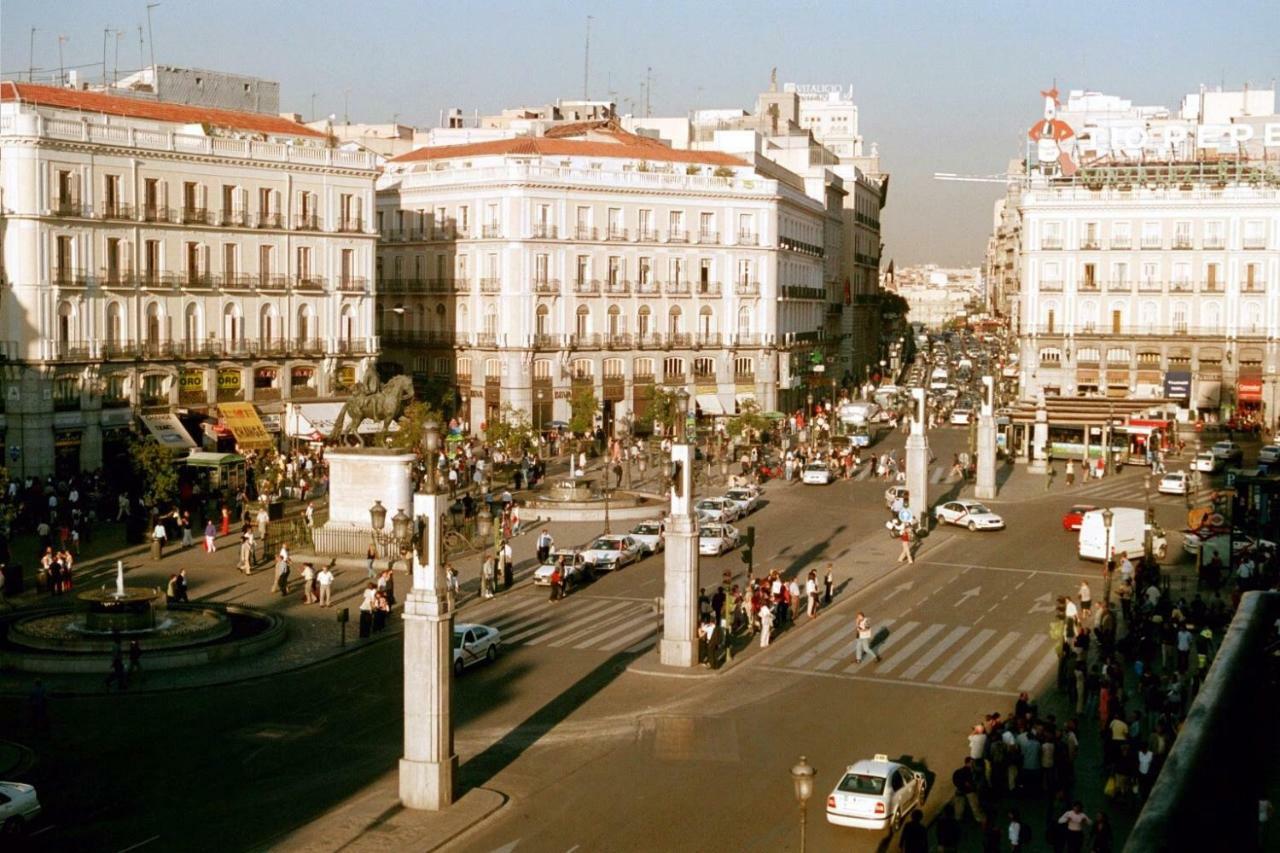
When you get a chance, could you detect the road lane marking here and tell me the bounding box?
[116,837,161,853]
[786,622,861,668]
[988,633,1048,688]
[546,604,649,648]
[758,664,1020,697]
[599,620,660,651]
[1019,649,1062,692]
[961,632,1021,685]
[1028,592,1056,614]
[840,621,919,673]
[954,587,981,607]
[463,594,546,624]
[811,619,896,671]
[572,609,656,650]
[901,626,969,680]
[531,601,638,645]
[772,614,858,667]
[920,561,1094,578]
[875,623,944,674]
[929,628,996,683]
[500,598,619,644]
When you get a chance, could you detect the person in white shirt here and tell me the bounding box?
[805,570,819,618]
[316,565,334,607]
[301,562,316,604]
[758,603,774,647]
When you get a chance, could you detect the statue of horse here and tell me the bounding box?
[330,374,414,442]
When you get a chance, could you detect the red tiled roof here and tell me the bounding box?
[390,128,746,167]
[0,82,326,139]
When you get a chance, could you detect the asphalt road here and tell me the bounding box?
[1,424,1246,852]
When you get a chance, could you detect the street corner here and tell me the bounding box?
[624,653,727,680]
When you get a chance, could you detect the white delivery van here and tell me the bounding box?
[1078,507,1167,561]
[839,401,880,426]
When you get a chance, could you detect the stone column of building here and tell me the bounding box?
[400,426,457,810]
[659,393,699,668]
[1028,396,1049,474]
[906,387,930,528]
[975,376,998,500]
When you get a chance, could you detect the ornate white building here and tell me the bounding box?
[0,82,379,477]
[375,122,834,432]
[1015,86,1280,424]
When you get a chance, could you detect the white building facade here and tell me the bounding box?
[375,125,832,432]
[0,82,379,477]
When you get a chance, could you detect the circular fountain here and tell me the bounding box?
[524,475,664,523]
[0,561,283,672]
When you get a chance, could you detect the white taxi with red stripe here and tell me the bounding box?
[826,754,927,831]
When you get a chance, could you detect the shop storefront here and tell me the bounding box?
[216,367,244,402]
[179,368,207,406]
[1105,369,1129,399]
[290,366,317,399]
[140,413,198,453]
[53,430,82,479]
[254,367,281,402]
[1236,371,1263,427]
[1164,370,1191,413]
[218,402,274,452]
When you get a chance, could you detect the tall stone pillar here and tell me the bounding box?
[1028,394,1048,474]
[400,484,456,810]
[906,387,930,528]
[659,439,699,667]
[975,375,998,500]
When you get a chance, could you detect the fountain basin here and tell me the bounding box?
[78,587,165,633]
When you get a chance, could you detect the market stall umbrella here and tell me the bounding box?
[761,411,787,421]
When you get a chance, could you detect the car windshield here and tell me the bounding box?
[837,773,887,795]
[700,527,720,537]
[591,539,620,551]
[966,504,992,514]
[634,524,657,534]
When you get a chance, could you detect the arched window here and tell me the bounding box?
[145,302,163,346]
[483,303,498,335]
[575,305,590,337]
[223,303,243,347]
[663,357,685,382]
[603,358,624,379]
[694,356,715,379]
[637,305,652,337]
[297,304,313,344]
[259,304,276,344]
[535,304,550,337]
[572,358,593,379]
[339,305,356,347]
[185,303,201,346]
[607,304,622,337]
[435,303,446,332]
[105,301,123,347]
[456,302,469,333]
[57,301,74,346]
[698,305,714,336]
[635,357,655,379]
[1202,301,1222,330]
[737,305,752,337]
[484,358,501,380]
[533,359,553,380]
[668,305,682,335]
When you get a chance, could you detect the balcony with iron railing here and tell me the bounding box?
[52,267,91,288]
[1029,324,1267,339]
[1241,279,1267,293]
[531,224,558,239]
[569,333,601,349]
[218,209,248,227]
[737,231,759,246]
[667,332,694,348]
[636,228,658,242]
[1203,237,1226,249]
[1104,280,1132,292]
[604,279,630,295]
[1136,280,1165,292]
[605,333,633,350]
[605,227,628,241]
[101,202,135,222]
[295,214,322,231]
[1169,280,1194,293]
[664,281,691,296]
[479,277,502,293]
[481,224,502,238]
[142,205,173,223]
[51,198,86,218]
[335,276,369,293]
[1078,280,1101,292]
[1243,237,1267,250]
[1039,280,1063,292]
[1080,238,1101,250]
[1199,280,1224,293]
[452,279,472,293]
[572,279,600,295]
[667,229,688,243]
[735,280,761,296]
[1172,236,1194,250]
[534,278,560,294]
[574,226,597,241]
[1140,237,1163,249]
[1110,238,1132,250]
[1040,236,1063,250]
[337,217,363,234]
[695,333,722,347]
[635,280,659,295]
[181,206,212,225]
[532,333,562,349]
[697,230,719,244]
[255,211,284,229]
[294,276,326,292]
[696,282,722,296]
[383,229,405,243]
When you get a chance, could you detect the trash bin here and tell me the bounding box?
[268,499,285,521]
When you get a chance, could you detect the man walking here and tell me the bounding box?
[536,529,553,564]
[897,524,914,564]
[502,539,514,589]
[316,563,334,607]
[854,611,880,663]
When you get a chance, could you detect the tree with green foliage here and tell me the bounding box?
[485,403,538,455]
[725,398,769,442]
[129,436,179,508]
[568,387,598,436]
[388,400,445,452]
[633,386,678,436]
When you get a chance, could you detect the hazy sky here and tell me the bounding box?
[4,0,1278,266]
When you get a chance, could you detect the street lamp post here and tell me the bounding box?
[806,392,814,422]
[1143,472,1154,567]
[791,756,816,853]
[400,420,457,810]
[1102,507,1115,603]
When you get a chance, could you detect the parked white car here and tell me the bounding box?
[826,755,928,831]
[883,485,909,510]
[694,497,741,523]
[627,521,666,555]
[949,408,972,425]
[698,523,741,556]
[1192,451,1222,473]
[0,781,41,835]
[1157,471,1188,495]
[532,549,593,588]
[801,462,834,485]
[1258,445,1280,466]
[934,499,1005,531]
[453,623,501,675]
[580,535,644,571]
[723,486,762,515]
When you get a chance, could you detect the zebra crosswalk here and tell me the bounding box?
[765,614,1060,695]
[1053,475,1213,505]
[461,593,659,655]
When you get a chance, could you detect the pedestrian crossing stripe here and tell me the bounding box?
[875,623,944,674]
[900,626,969,679]
[927,628,995,683]
[988,633,1048,688]
[960,632,1021,685]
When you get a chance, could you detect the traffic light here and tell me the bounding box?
[1055,596,1067,621]
[740,525,756,571]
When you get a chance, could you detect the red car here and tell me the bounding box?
[1061,504,1098,532]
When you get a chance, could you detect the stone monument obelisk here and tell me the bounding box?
[400,422,456,810]
[906,388,930,528]
[660,390,699,668]
[975,375,998,500]
[1028,391,1049,474]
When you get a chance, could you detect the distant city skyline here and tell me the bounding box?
[3,0,1277,265]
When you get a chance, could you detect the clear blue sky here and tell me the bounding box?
[4,0,1278,266]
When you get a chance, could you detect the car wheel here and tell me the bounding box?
[968,521,977,531]
[486,645,498,663]
[889,808,902,832]
[453,658,464,677]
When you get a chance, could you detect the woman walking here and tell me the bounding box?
[204,519,217,553]
[759,602,775,647]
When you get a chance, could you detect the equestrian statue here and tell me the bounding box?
[330,373,414,442]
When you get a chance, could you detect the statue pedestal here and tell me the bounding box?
[313,448,416,555]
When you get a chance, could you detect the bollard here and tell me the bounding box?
[337,606,350,646]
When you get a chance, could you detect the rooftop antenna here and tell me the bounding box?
[102,28,111,86]
[28,27,37,82]
[114,29,125,87]
[343,88,351,125]
[645,66,652,117]
[57,34,68,87]
[137,25,144,77]
[145,3,160,98]
[582,15,592,100]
